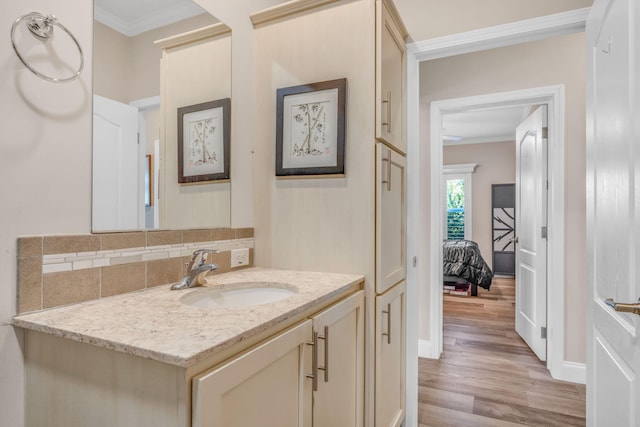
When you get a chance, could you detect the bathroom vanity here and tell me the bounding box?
[14,268,364,427]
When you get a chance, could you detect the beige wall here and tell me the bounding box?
[1,2,94,425]
[160,32,232,229]
[419,32,587,363]
[395,0,593,41]
[444,141,516,270]
[253,0,376,280]
[94,22,130,103]
[94,14,219,104]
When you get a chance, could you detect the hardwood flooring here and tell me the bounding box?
[418,277,586,426]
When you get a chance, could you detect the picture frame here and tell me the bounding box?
[276,78,346,177]
[178,98,230,183]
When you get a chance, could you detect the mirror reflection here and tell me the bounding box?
[92,0,231,232]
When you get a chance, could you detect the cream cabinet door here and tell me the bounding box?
[376,0,406,153]
[376,144,407,294]
[311,291,365,427]
[192,320,313,427]
[375,281,406,427]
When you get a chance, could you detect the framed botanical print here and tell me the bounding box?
[178,98,230,183]
[276,78,346,177]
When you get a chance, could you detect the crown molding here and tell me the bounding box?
[443,163,477,174]
[408,7,590,61]
[250,0,338,27]
[155,23,231,50]
[95,3,207,37]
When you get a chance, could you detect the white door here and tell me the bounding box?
[92,95,141,231]
[515,105,548,361]
[586,0,640,424]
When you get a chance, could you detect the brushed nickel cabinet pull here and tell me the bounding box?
[305,331,318,391]
[381,91,392,133]
[317,326,329,383]
[382,303,391,344]
[387,149,392,191]
[381,156,390,189]
[381,149,392,191]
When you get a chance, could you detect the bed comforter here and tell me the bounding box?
[443,240,493,290]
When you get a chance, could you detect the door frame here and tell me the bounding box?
[433,88,566,375]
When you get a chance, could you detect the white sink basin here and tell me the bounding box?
[180,282,297,309]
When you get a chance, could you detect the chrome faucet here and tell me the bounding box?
[170,249,219,290]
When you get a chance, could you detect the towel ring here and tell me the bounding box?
[10,12,84,83]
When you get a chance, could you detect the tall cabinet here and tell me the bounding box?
[374,1,408,426]
[250,0,408,425]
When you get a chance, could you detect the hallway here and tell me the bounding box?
[418,277,586,426]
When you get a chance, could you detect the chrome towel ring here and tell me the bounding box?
[10,12,84,83]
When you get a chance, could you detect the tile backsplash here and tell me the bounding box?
[17,228,254,314]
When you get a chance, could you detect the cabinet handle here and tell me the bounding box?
[305,331,318,391]
[381,149,392,191]
[381,91,392,133]
[382,303,391,344]
[317,326,329,383]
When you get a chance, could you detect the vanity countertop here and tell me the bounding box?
[13,267,364,368]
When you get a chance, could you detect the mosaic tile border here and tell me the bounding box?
[41,238,254,274]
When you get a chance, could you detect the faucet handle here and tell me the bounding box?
[188,249,219,270]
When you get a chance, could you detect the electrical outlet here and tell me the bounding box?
[231,248,249,268]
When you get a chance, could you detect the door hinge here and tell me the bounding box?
[541,226,548,239]
[137,132,140,145]
[542,127,548,139]
[412,256,417,267]
[541,326,547,339]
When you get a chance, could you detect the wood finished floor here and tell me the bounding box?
[418,277,586,426]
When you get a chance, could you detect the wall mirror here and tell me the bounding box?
[92,0,231,232]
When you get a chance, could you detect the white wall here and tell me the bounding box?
[0,2,94,425]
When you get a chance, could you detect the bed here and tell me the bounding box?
[443,240,493,296]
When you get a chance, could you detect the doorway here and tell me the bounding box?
[440,103,549,362]
[427,86,566,378]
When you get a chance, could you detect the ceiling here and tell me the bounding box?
[442,106,530,146]
[94,0,207,36]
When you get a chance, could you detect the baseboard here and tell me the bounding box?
[555,361,586,384]
[418,339,439,359]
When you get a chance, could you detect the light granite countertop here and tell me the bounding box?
[13,267,364,368]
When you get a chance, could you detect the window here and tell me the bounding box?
[443,164,476,240]
[446,178,465,239]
